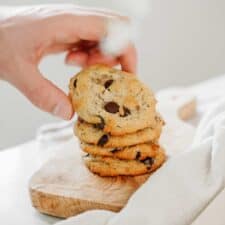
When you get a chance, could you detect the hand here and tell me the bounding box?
[0,5,137,120]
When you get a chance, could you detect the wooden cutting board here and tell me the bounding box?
[29,91,196,218]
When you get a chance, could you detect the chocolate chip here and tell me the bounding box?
[141,157,154,170]
[104,79,113,89]
[93,116,105,129]
[78,117,85,123]
[97,134,109,146]
[84,153,89,157]
[136,105,140,111]
[110,148,120,153]
[73,79,77,88]
[120,106,131,117]
[104,102,119,113]
[135,151,141,160]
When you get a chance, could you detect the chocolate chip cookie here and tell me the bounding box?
[69,64,157,135]
[83,148,166,176]
[81,142,160,160]
[74,116,163,147]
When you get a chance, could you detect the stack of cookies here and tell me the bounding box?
[69,65,166,176]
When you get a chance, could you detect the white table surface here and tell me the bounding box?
[0,141,61,225]
[1,140,225,225]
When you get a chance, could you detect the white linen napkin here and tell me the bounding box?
[54,97,225,225]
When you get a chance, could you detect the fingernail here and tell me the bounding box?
[53,101,73,120]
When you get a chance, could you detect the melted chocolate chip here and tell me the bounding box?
[141,157,154,170]
[84,153,89,157]
[136,105,140,111]
[110,148,120,153]
[135,151,141,160]
[104,79,113,89]
[93,116,105,129]
[97,134,109,146]
[104,102,119,113]
[78,117,85,123]
[73,79,77,88]
[120,106,131,117]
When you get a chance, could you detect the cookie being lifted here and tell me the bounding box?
[69,65,157,135]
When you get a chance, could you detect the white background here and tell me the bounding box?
[1,0,225,149]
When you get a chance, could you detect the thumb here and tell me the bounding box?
[12,64,73,120]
